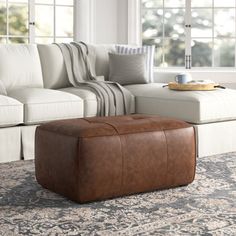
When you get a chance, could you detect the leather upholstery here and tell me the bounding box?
[35,115,196,203]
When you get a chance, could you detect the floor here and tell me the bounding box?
[0,153,236,235]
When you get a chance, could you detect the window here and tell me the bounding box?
[141,0,236,68]
[0,0,29,43]
[35,0,73,44]
[0,0,74,44]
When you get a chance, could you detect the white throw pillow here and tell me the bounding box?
[0,80,7,95]
[116,45,155,83]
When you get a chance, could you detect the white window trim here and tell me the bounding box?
[185,0,191,69]
[128,0,141,46]
[74,0,95,43]
[29,0,35,43]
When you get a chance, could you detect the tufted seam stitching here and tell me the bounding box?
[101,121,124,196]
[77,137,82,202]
[163,130,169,186]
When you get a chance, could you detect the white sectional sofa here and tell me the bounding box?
[1,43,236,163]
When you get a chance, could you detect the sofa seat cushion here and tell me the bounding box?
[8,88,83,125]
[125,83,236,124]
[0,95,23,127]
[60,87,136,117]
[59,87,98,117]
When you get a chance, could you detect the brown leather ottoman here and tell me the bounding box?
[35,115,196,203]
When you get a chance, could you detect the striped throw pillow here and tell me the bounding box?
[116,45,155,83]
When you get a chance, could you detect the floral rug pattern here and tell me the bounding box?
[0,153,236,235]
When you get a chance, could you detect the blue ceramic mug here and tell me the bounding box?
[175,73,192,84]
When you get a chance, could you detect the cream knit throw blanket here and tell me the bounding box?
[56,42,133,116]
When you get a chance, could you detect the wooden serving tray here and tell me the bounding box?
[168,82,219,91]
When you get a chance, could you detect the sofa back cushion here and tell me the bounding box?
[37,44,71,89]
[0,44,44,91]
[0,80,7,95]
[92,44,116,80]
[38,44,115,89]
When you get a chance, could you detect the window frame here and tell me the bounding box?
[136,0,236,69]
[0,0,30,43]
[0,0,74,44]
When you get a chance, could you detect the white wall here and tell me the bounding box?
[75,0,128,44]
[117,0,128,44]
[94,0,117,43]
[93,0,128,44]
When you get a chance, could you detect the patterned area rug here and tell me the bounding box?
[0,153,236,236]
